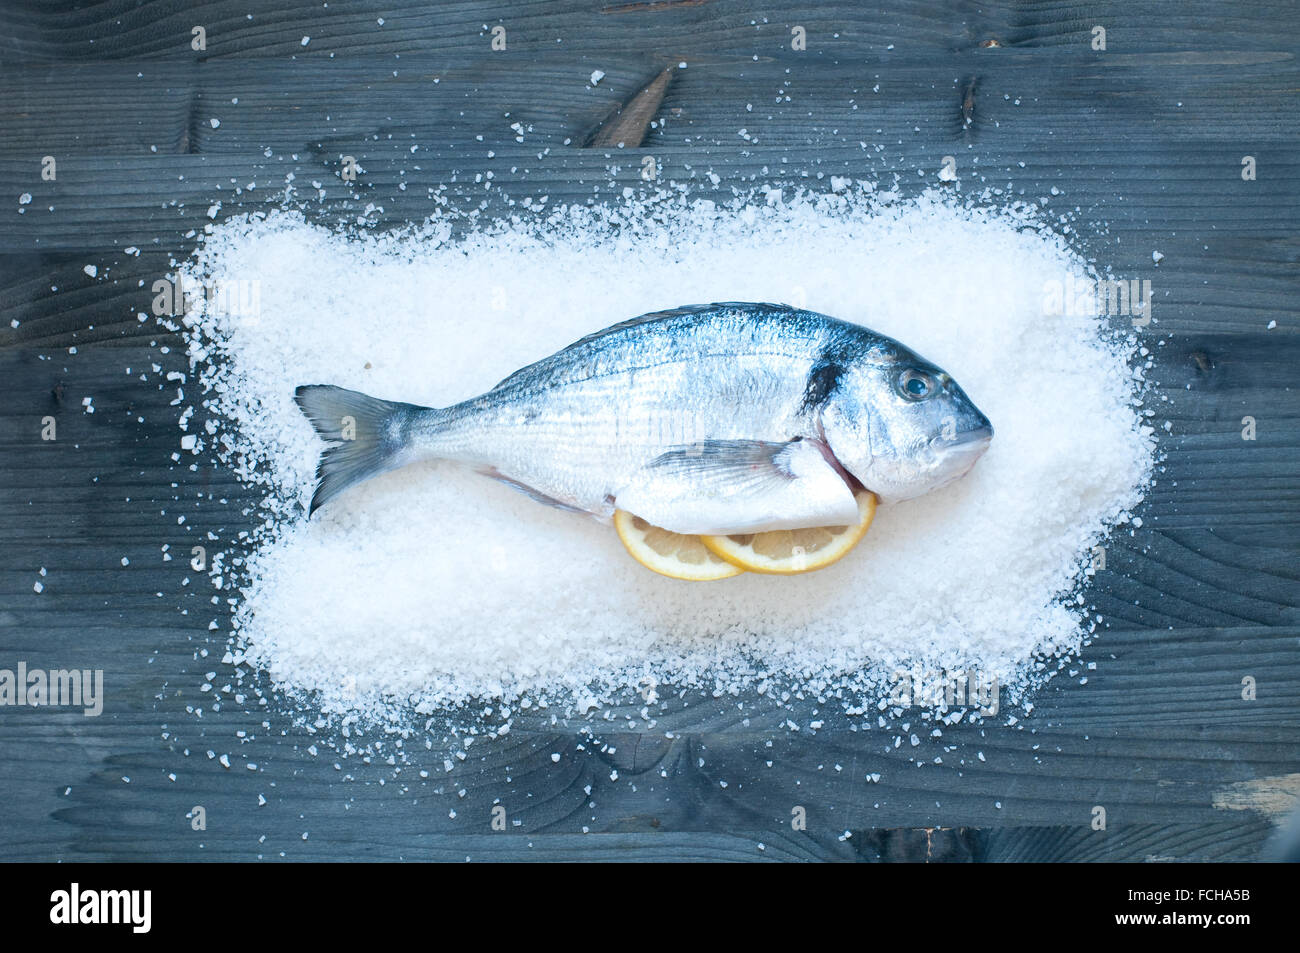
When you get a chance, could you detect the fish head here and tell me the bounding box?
[820,350,993,503]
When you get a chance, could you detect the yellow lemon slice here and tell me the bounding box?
[613,509,745,581]
[700,490,877,575]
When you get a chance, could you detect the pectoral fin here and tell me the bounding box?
[615,439,859,535]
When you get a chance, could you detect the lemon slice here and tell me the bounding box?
[700,491,877,575]
[613,509,745,581]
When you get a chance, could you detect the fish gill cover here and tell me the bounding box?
[171,187,1157,728]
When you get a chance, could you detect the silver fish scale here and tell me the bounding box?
[297,301,991,527]
[411,303,888,517]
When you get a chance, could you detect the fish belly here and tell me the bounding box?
[454,351,815,521]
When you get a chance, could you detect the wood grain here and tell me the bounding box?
[1,0,1297,861]
[5,1,1297,60]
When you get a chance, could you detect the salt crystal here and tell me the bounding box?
[176,191,1153,722]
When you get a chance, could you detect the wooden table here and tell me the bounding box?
[1,0,1297,861]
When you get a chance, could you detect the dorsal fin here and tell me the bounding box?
[490,302,798,392]
[560,301,795,351]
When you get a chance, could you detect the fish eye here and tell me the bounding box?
[898,369,935,401]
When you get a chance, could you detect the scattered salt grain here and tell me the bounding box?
[178,190,1153,722]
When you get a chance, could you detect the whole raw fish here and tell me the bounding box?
[295,302,993,534]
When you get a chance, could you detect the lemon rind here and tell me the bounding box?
[699,491,877,575]
[613,510,745,581]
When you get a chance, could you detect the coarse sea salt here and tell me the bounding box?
[176,189,1155,724]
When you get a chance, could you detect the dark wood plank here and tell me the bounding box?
[4,51,1299,156]
[2,53,1298,261]
[1,1,1297,862]
[5,0,1299,61]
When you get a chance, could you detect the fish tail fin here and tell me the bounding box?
[294,384,430,516]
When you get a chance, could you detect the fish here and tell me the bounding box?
[294,302,993,535]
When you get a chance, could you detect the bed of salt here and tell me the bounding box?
[176,189,1156,723]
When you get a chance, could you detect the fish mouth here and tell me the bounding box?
[927,424,993,489]
[931,423,994,456]
[823,425,993,503]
